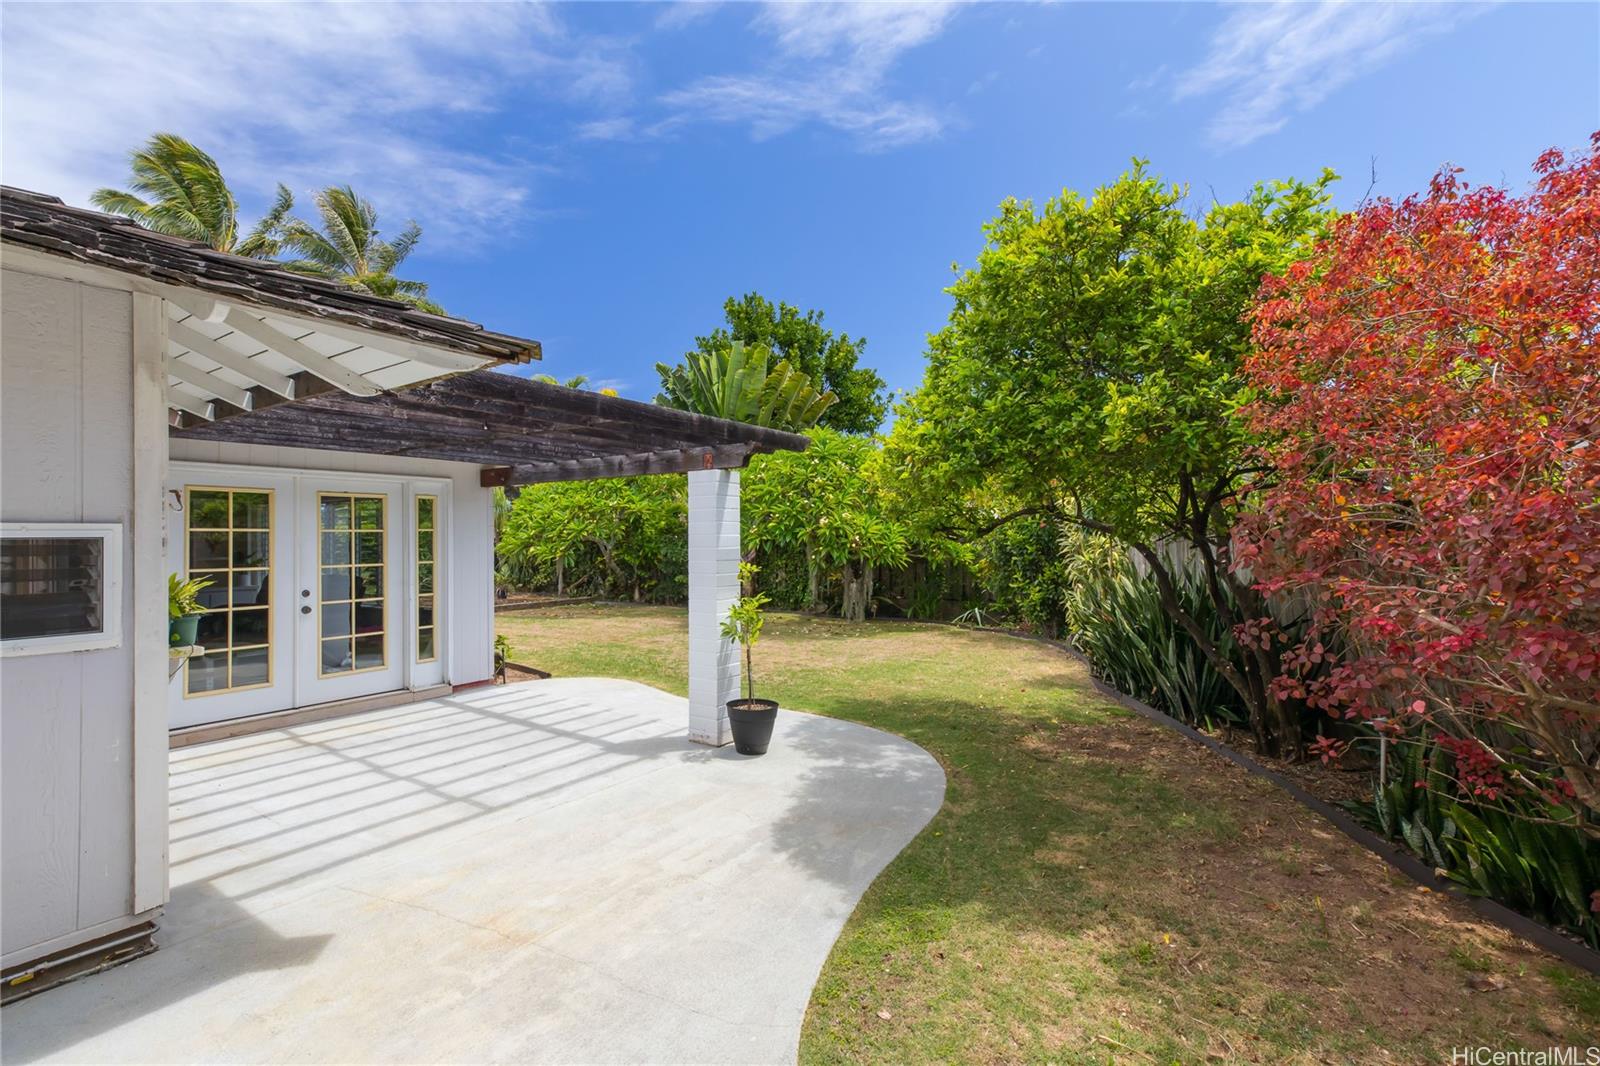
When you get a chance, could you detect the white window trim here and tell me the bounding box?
[1,522,124,657]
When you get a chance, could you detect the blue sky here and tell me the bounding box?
[4,2,1596,412]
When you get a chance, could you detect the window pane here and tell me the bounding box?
[189,531,228,569]
[353,601,384,635]
[232,492,270,529]
[231,647,269,688]
[231,608,268,647]
[418,563,433,595]
[417,627,435,661]
[233,570,269,608]
[418,530,433,563]
[417,497,434,529]
[232,531,270,568]
[354,566,383,600]
[321,532,351,566]
[355,533,383,565]
[355,497,383,530]
[321,638,353,674]
[320,497,351,530]
[322,603,352,639]
[191,571,229,611]
[195,611,229,649]
[321,567,351,602]
[354,634,385,670]
[417,594,434,628]
[0,537,106,640]
[187,651,229,694]
[189,491,228,529]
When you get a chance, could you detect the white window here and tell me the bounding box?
[0,523,123,656]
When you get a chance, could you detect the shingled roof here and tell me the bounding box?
[0,186,537,364]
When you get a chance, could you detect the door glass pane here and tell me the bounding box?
[321,566,351,602]
[232,492,270,529]
[321,493,384,675]
[416,495,440,663]
[321,637,353,674]
[184,487,273,695]
[232,647,270,688]
[354,634,385,670]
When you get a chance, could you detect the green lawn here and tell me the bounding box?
[500,604,1598,1064]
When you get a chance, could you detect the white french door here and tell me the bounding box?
[294,479,404,706]
[168,463,449,730]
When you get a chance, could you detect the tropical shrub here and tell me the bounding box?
[1353,734,1599,947]
[1061,534,1250,730]
[1241,136,1600,830]
[974,516,1069,636]
[499,476,687,602]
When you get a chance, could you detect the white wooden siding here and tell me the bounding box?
[1,267,150,962]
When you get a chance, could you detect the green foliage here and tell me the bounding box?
[897,161,1333,541]
[168,572,212,621]
[743,430,911,621]
[494,633,512,670]
[664,293,887,433]
[974,516,1070,635]
[91,132,292,256]
[721,564,771,701]
[1061,533,1249,729]
[498,476,687,602]
[279,185,442,313]
[1355,736,1599,947]
[655,341,837,431]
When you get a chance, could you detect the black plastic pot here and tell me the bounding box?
[726,698,778,756]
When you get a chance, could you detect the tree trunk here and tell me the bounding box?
[555,556,565,596]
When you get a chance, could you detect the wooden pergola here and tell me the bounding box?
[170,368,810,487]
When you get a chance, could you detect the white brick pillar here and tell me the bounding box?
[687,468,741,745]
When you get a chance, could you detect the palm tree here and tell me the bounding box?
[90,133,292,257]
[278,185,443,314]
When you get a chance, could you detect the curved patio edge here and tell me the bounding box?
[1,676,946,1066]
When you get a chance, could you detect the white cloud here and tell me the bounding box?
[659,1,958,149]
[0,2,629,250]
[655,1,723,31]
[1175,1,1489,148]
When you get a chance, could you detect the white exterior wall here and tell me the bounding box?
[167,439,496,689]
[1,267,168,966]
[687,468,740,745]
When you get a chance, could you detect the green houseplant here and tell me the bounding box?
[721,564,777,756]
[168,573,212,646]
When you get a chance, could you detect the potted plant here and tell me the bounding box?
[169,573,212,647]
[720,563,778,756]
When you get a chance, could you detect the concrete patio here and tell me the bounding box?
[0,678,945,1065]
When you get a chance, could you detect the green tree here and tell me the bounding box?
[655,341,836,431]
[661,293,887,433]
[91,133,292,256]
[744,430,909,621]
[499,477,687,602]
[890,162,1335,756]
[279,185,443,313]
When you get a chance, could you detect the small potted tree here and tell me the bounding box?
[721,563,778,756]
[169,573,212,647]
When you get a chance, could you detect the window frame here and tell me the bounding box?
[0,522,124,657]
[181,485,276,698]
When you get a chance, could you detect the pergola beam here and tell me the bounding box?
[489,444,759,486]
[165,355,254,409]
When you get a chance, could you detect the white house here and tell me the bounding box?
[0,187,806,996]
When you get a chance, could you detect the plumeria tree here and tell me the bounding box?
[1240,136,1600,832]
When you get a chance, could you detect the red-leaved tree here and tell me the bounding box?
[1238,135,1600,834]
